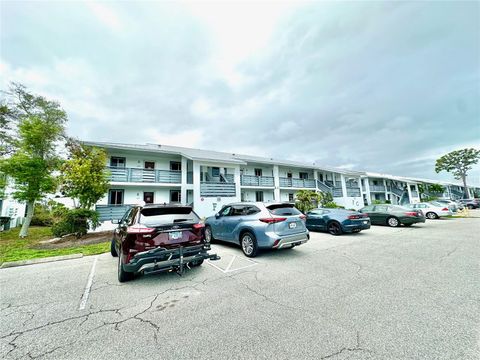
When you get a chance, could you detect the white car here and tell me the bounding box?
[406,202,452,219]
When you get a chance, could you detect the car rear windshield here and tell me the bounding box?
[139,207,200,226]
[267,204,302,216]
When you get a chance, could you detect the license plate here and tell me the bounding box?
[363,220,368,224]
[289,222,297,229]
[169,231,183,240]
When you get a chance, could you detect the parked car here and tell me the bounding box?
[358,204,425,227]
[305,208,370,235]
[433,199,464,212]
[204,202,309,257]
[458,199,480,209]
[405,202,452,219]
[111,204,219,282]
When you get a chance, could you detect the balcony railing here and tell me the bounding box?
[200,182,236,197]
[390,187,405,197]
[279,178,316,188]
[241,175,274,187]
[316,180,333,194]
[346,187,361,197]
[107,167,181,183]
[369,185,386,192]
[333,187,343,197]
[96,204,132,222]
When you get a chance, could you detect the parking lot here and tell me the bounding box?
[1,215,479,360]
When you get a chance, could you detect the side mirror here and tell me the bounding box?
[215,213,220,219]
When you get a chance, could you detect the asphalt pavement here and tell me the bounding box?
[1,215,479,359]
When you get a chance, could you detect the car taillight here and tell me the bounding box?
[259,217,287,223]
[193,223,205,229]
[405,212,418,217]
[362,213,369,218]
[442,208,449,211]
[348,215,359,219]
[127,224,155,234]
[299,215,306,221]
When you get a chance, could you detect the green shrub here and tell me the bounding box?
[323,201,343,208]
[52,208,100,238]
[31,204,54,226]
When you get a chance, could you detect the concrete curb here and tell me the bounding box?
[0,253,84,269]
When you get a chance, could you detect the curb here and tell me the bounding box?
[0,254,84,269]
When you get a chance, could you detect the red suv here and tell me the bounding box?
[111,204,219,282]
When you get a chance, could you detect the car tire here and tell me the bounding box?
[110,239,118,257]
[118,248,134,283]
[240,231,258,258]
[205,225,215,243]
[467,204,474,210]
[192,259,204,267]
[387,217,400,227]
[426,212,438,220]
[327,221,343,236]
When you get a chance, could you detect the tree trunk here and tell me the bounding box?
[19,200,35,238]
[462,174,469,199]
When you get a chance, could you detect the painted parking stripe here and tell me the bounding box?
[78,256,98,310]
[207,255,257,274]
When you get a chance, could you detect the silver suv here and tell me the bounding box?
[204,202,309,257]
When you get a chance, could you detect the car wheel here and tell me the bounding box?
[205,225,215,243]
[327,221,343,235]
[118,247,134,283]
[426,212,438,220]
[240,232,258,258]
[467,204,474,210]
[192,259,204,267]
[387,217,400,227]
[110,239,118,257]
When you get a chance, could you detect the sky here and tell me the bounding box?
[1,1,479,184]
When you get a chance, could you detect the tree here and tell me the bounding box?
[435,148,480,198]
[0,84,67,237]
[59,140,109,209]
[295,190,322,213]
[418,183,444,200]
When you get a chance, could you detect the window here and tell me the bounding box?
[267,204,302,216]
[144,161,155,170]
[374,205,388,212]
[319,174,324,181]
[170,161,181,171]
[220,206,232,217]
[244,206,261,215]
[254,168,263,177]
[361,205,375,212]
[110,157,125,168]
[143,192,154,204]
[299,172,309,180]
[231,206,245,216]
[288,193,294,202]
[255,191,264,202]
[139,206,199,226]
[287,172,293,178]
[109,189,124,205]
[125,207,138,225]
[212,167,220,177]
[170,190,181,203]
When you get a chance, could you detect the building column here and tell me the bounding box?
[340,174,347,200]
[181,156,187,205]
[273,165,280,201]
[383,179,388,202]
[406,183,413,203]
[364,177,372,205]
[234,165,241,199]
[313,171,318,190]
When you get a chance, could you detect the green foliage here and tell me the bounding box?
[0,84,67,237]
[318,191,334,207]
[59,140,109,209]
[295,190,322,213]
[372,200,384,204]
[31,203,54,226]
[51,208,100,238]
[323,201,343,209]
[435,148,480,180]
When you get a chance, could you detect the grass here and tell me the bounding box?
[0,226,110,264]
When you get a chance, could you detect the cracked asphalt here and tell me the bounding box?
[1,215,479,359]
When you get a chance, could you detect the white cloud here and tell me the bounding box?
[85,2,123,32]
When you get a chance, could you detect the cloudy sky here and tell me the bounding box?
[1,1,479,183]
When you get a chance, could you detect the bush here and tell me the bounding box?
[31,203,54,226]
[52,208,100,238]
[323,201,343,209]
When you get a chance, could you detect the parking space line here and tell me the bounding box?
[78,256,98,310]
[224,255,237,272]
[225,262,257,273]
[207,256,258,274]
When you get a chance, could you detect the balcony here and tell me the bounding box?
[369,185,386,192]
[200,182,236,197]
[107,167,181,184]
[279,178,316,188]
[96,204,132,222]
[241,175,274,187]
[346,187,361,197]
